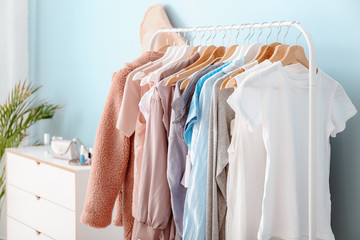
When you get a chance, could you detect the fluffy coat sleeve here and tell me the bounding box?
[80,51,164,240]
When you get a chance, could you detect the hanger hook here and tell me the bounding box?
[210,26,214,45]
[212,26,220,45]
[246,26,252,45]
[208,27,214,45]
[205,26,212,46]
[266,21,276,44]
[210,26,216,45]
[192,30,198,46]
[229,24,236,46]
[181,30,186,46]
[179,29,185,46]
[235,24,242,44]
[243,23,251,45]
[277,21,284,42]
[186,31,192,45]
[228,24,236,48]
[208,27,213,45]
[199,27,206,46]
[187,31,191,45]
[248,23,256,44]
[265,22,271,44]
[187,31,192,46]
[166,31,169,45]
[216,26,222,45]
[183,32,187,46]
[173,31,179,46]
[200,27,205,46]
[283,21,295,44]
[222,26,227,47]
[257,22,266,42]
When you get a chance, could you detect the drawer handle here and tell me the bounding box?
[35,230,41,236]
[36,161,40,166]
[35,195,41,200]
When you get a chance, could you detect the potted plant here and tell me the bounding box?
[0,80,61,222]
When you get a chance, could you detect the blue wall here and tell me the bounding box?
[29,0,360,239]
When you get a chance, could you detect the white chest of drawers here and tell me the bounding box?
[5,146,123,240]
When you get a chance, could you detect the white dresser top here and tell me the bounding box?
[6,146,92,173]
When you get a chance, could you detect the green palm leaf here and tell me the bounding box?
[0,80,61,215]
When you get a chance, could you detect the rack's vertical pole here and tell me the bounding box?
[293,23,317,240]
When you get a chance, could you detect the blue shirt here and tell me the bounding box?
[182,59,244,240]
[184,62,231,149]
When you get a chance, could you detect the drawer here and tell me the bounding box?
[6,152,76,210]
[7,185,76,240]
[7,216,54,240]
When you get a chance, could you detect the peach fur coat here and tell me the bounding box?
[80,51,164,240]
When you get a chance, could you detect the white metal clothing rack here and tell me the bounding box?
[149,21,317,240]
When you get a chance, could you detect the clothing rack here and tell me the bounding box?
[149,21,317,240]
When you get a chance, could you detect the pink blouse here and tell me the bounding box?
[117,61,163,218]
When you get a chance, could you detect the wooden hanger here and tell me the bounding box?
[226,45,242,62]
[249,45,267,62]
[224,74,241,89]
[179,78,190,90]
[221,43,272,90]
[220,41,280,90]
[268,44,289,63]
[281,45,309,68]
[256,42,282,63]
[219,45,238,62]
[244,43,262,63]
[222,43,290,90]
[179,55,223,90]
[190,46,200,56]
[196,45,207,56]
[157,45,170,53]
[184,45,217,70]
[219,43,261,90]
[180,47,225,90]
[166,46,225,86]
[179,59,222,90]
[220,68,244,90]
[165,45,216,86]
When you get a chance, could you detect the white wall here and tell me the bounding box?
[0,0,29,104]
[0,0,29,237]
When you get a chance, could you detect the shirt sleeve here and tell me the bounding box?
[329,83,357,137]
[116,76,141,137]
[227,73,263,132]
[81,72,132,228]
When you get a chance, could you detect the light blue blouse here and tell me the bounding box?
[182,59,244,240]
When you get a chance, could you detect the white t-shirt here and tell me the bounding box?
[226,60,272,240]
[230,61,357,240]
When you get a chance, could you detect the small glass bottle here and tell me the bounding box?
[80,145,86,164]
[44,133,50,146]
[87,148,93,165]
[43,133,51,156]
